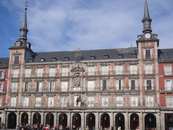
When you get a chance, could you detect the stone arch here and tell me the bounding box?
[33,112,41,125]
[46,112,54,128]
[130,113,139,130]
[145,113,156,129]
[59,113,67,128]
[101,113,110,129]
[21,112,28,125]
[72,113,81,128]
[8,112,16,129]
[86,113,95,129]
[115,113,124,130]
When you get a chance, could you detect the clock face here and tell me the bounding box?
[145,33,151,39]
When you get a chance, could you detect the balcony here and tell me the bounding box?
[142,55,154,60]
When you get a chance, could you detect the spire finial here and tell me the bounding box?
[142,0,152,33]
[19,0,29,44]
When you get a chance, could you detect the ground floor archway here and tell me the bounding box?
[8,112,16,129]
[145,114,156,129]
[115,113,124,130]
[86,113,95,130]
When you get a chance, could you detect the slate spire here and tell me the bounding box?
[19,7,28,44]
[142,0,152,33]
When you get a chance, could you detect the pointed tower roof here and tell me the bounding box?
[142,0,152,33]
[19,7,28,45]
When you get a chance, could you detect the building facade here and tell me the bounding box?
[0,0,173,130]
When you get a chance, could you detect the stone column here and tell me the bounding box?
[109,113,113,129]
[160,112,165,130]
[94,112,99,130]
[81,112,84,129]
[17,111,20,126]
[41,112,44,125]
[124,112,129,130]
[156,113,161,130]
[67,112,71,127]
[28,111,31,125]
[139,113,143,130]
[53,112,57,127]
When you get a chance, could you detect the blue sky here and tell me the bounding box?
[0,0,173,57]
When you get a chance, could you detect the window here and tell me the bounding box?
[164,65,172,75]
[37,68,43,77]
[88,66,95,75]
[48,97,54,107]
[36,82,42,92]
[101,80,108,90]
[74,95,81,107]
[40,58,45,62]
[129,79,137,90]
[116,79,123,90]
[101,66,108,75]
[25,69,31,77]
[90,55,96,60]
[62,68,68,76]
[166,96,173,107]
[145,50,151,58]
[0,71,5,78]
[130,96,138,107]
[24,82,30,91]
[116,65,123,74]
[88,96,94,107]
[0,97,2,106]
[0,83,4,92]
[13,69,19,78]
[49,68,56,77]
[145,96,154,107]
[11,97,16,106]
[145,64,153,74]
[23,97,29,106]
[48,81,55,92]
[130,65,137,74]
[102,96,108,107]
[116,96,123,107]
[145,79,153,90]
[61,82,68,92]
[14,56,19,64]
[11,82,18,92]
[165,80,173,91]
[64,57,70,61]
[52,57,57,62]
[61,96,67,107]
[88,81,94,91]
[104,55,109,59]
[35,97,41,107]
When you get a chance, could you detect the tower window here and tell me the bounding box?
[145,50,151,58]
[14,56,19,64]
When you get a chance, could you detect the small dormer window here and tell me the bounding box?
[104,55,109,59]
[52,57,57,62]
[90,54,96,60]
[65,57,70,61]
[28,59,33,62]
[118,54,123,58]
[131,54,137,58]
[40,58,45,62]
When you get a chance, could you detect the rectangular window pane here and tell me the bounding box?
[130,65,137,74]
[13,69,19,78]
[116,80,123,90]
[12,83,18,92]
[88,66,95,75]
[88,97,94,107]
[61,97,67,107]
[166,96,173,107]
[48,97,54,107]
[165,80,172,91]
[102,96,108,107]
[14,56,19,64]
[164,65,172,75]
[49,81,55,91]
[0,83,4,92]
[35,97,41,107]
[61,82,68,92]
[0,71,5,78]
[145,64,152,74]
[146,96,154,107]
[11,97,16,106]
[88,81,94,91]
[23,97,29,106]
[146,50,151,58]
[25,69,31,77]
[49,68,56,77]
[116,96,123,106]
[101,66,108,75]
[116,65,123,74]
[131,96,138,106]
[37,68,43,77]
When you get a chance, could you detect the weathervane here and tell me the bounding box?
[25,0,29,10]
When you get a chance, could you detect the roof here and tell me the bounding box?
[158,48,173,63]
[0,57,9,67]
[27,47,138,63]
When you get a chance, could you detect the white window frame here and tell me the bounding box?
[37,68,43,77]
[166,96,173,107]
[12,82,18,92]
[145,79,153,90]
[144,49,152,59]
[23,97,29,107]
[145,64,153,74]
[0,83,4,92]
[61,96,67,107]
[164,65,172,75]
[115,65,123,74]
[88,81,95,91]
[0,97,2,106]
[116,79,123,90]
[61,81,68,92]
[13,69,19,78]
[165,80,173,91]
[116,96,123,107]
[25,68,31,77]
[88,66,95,75]
[11,97,16,106]
[35,97,41,107]
[48,97,54,107]
[62,68,68,76]
[101,80,108,90]
[130,96,138,107]
[129,79,138,90]
[24,82,30,92]
[101,66,108,75]
[88,96,94,107]
[130,65,137,74]
[36,82,42,92]
[48,81,55,92]
[102,96,108,107]
[145,95,154,107]
[49,68,56,77]
[0,71,5,78]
